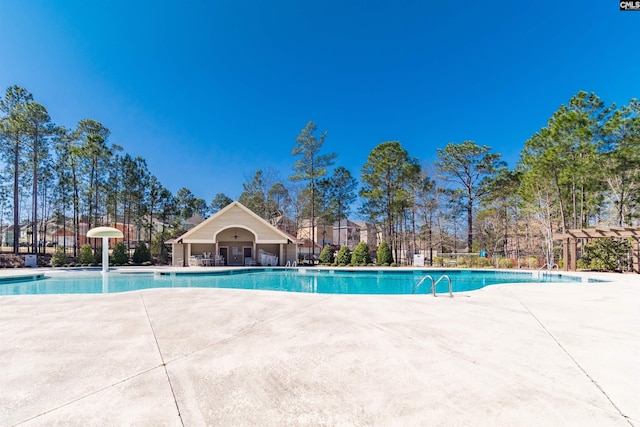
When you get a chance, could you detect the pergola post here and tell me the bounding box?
[562,238,569,271]
[569,238,578,271]
[633,238,640,274]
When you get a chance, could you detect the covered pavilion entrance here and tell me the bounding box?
[188,226,281,266]
[553,226,640,273]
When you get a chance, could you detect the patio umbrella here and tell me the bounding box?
[86,226,124,273]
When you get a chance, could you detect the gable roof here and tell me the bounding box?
[175,201,299,244]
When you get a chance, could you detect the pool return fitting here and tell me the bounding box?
[412,274,453,297]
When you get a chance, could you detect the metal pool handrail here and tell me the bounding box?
[412,274,453,297]
[412,275,433,294]
[537,263,559,280]
[433,275,453,297]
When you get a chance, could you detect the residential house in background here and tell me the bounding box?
[332,220,379,249]
[296,219,333,256]
[292,218,381,253]
[353,221,380,249]
[52,227,76,247]
[1,225,18,248]
[50,220,138,249]
[269,215,298,236]
[184,214,205,230]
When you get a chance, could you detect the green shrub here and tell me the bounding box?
[580,238,630,271]
[376,241,393,265]
[132,242,151,264]
[78,244,94,265]
[50,247,69,267]
[94,247,102,265]
[498,258,513,268]
[433,256,444,267]
[319,246,335,265]
[526,256,538,269]
[111,242,129,265]
[456,256,466,267]
[351,242,371,265]
[336,246,351,266]
[471,256,490,268]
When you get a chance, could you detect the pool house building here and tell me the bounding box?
[171,201,300,267]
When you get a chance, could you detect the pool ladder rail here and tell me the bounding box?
[412,274,453,297]
[284,260,297,268]
[537,263,559,280]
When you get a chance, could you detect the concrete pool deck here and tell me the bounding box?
[0,269,638,426]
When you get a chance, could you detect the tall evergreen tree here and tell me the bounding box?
[52,126,80,254]
[239,170,269,218]
[211,193,233,214]
[360,141,420,261]
[290,121,337,253]
[0,85,33,253]
[146,175,164,245]
[519,92,613,233]
[414,174,437,263]
[602,98,640,226]
[436,141,504,251]
[479,168,521,256]
[153,187,176,262]
[267,182,291,219]
[324,166,357,246]
[24,102,54,253]
[175,187,197,221]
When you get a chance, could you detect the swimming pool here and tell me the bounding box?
[0,268,598,296]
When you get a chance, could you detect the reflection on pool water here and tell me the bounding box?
[0,268,602,296]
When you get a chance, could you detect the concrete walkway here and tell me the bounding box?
[0,271,638,426]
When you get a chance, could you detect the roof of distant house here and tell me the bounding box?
[185,214,205,226]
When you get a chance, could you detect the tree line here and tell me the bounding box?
[1,85,638,265]
[238,93,638,266]
[0,85,189,261]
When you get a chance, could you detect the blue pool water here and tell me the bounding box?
[0,268,596,296]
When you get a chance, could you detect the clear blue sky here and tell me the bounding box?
[1,1,638,203]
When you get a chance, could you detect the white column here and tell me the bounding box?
[101,272,109,293]
[102,237,109,274]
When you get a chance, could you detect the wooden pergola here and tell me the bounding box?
[553,226,640,273]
